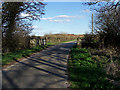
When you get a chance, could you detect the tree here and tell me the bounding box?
[85,1,120,13]
[85,1,120,47]
[94,5,120,47]
[2,1,45,52]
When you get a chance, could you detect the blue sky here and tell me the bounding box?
[31,2,93,36]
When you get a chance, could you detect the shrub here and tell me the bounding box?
[81,34,99,49]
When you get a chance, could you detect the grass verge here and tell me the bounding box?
[2,45,48,66]
[68,46,115,89]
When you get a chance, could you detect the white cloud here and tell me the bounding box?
[41,15,84,23]
[20,13,40,20]
[81,9,91,13]
[41,17,53,20]
[55,15,77,18]
[20,13,30,17]
[27,25,39,29]
[32,26,38,29]
[49,19,71,23]
[20,14,84,22]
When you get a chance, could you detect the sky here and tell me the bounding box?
[30,2,93,36]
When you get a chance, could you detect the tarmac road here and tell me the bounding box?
[2,41,76,88]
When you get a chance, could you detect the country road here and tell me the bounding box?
[2,41,76,88]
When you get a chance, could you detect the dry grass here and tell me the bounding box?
[88,47,120,88]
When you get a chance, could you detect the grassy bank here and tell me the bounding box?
[2,39,76,66]
[2,45,48,66]
[69,46,115,89]
[47,39,76,45]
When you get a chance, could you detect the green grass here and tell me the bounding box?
[2,45,48,66]
[47,39,76,45]
[2,39,75,66]
[69,47,115,89]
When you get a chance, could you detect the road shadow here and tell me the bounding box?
[2,42,76,88]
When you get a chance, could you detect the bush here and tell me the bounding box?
[81,34,99,49]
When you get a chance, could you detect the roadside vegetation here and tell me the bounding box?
[69,46,120,89]
[69,1,120,89]
[2,38,76,66]
[2,45,48,66]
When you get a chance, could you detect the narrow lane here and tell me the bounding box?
[2,41,76,88]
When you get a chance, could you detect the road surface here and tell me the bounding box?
[2,41,76,88]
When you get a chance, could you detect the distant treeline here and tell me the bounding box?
[44,34,84,43]
[3,34,84,53]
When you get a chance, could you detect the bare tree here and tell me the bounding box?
[85,1,120,47]
[93,4,120,47]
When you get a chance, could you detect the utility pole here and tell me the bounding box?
[92,13,93,35]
